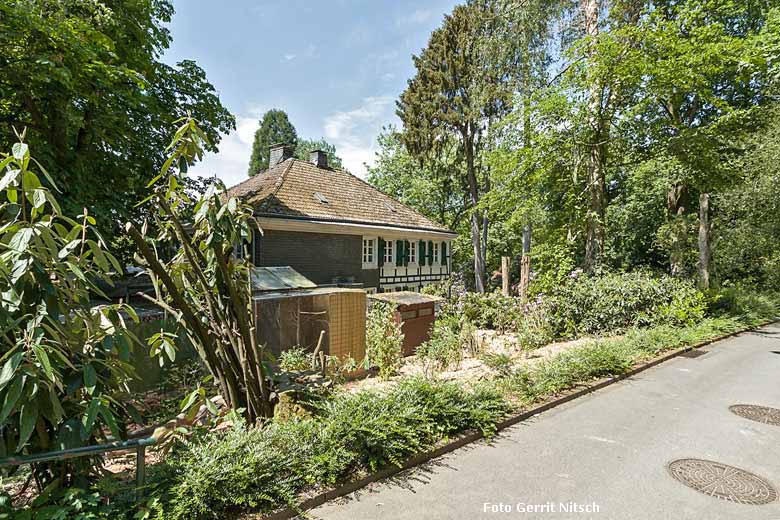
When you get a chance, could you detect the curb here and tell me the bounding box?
[252,318,778,520]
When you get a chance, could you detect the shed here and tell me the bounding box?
[253,287,366,363]
[368,291,444,356]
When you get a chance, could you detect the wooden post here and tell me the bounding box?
[501,256,511,296]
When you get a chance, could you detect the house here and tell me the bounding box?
[225,144,457,293]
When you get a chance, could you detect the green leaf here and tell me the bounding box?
[0,376,24,424]
[16,399,38,452]
[32,346,53,381]
[0,168,18,191]
[8,227,33,252]
[87,240,109,271]
[83,364,97,394]
[204,397,218,415]
[99,404,122,439]
[0,352,23,390]
[81,399,101,440]
[12,143,28,161]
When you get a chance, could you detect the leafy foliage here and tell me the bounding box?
[0,0,234,249]
[126,118,272,421]
[147,378,508,519]
[364,302,404,379]
[0,136,138,487]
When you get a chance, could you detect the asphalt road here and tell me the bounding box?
[308,323,780,520]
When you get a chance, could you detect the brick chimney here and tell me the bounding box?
[269,143,293,167]
[310,149,328,168]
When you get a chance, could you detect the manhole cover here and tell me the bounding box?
[730,404,780,426]
[668,459,777,505]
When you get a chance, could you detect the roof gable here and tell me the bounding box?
[224,159,454,234]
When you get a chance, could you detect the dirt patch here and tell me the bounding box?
[344,330,607,393]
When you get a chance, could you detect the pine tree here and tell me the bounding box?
[248,109,298,176]
[398,2,512,293]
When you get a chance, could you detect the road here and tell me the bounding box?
[308,323,780,519]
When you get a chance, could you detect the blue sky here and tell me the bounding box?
[164,0,459,186]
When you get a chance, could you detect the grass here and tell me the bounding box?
[497,314,774,406]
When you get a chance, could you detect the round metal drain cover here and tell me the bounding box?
[729,404,780,426]
[668,459,777,505]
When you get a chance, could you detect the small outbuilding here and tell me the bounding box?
[368,291,444,356]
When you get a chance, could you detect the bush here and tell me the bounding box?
[480,352,514,377]
[515,303,555,352]
[149,378,508,519]
[709,286,779,325]
[542,270,706,337]
[461,292,522,331]
[278,346,311,372]
[364,302,404,379]
[416,313,465,376]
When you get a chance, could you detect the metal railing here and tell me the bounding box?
[0,436,158,498]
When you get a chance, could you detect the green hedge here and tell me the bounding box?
[147,378,508,519]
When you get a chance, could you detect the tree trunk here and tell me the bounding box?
[697,192,711,290]
[582,0,607,273]
[520,224,532,302]
[667,183,687,276]
[501,256,511,296]
[470,212,486,293]
[464,131,486,292]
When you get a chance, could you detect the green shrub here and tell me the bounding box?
[543,270,706,337]
[365,302,404,379]
[461,292,522,331]
[278,346,311,372]
[515,304,555,352]
[416,313,464,376]
[149,378,508,519]
[709,287,779,325]
[480,352,514,377]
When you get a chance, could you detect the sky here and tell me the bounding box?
[164,0,459,186]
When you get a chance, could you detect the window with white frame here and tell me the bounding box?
[409,240,417,264]
[384,240,394,264]
[362,237,376,268]
[433,242,439,264]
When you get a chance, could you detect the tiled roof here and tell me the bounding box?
[224,159,455,234]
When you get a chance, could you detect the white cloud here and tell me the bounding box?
[283,53,297,62]
[323,95,396,177]
[185,114,258,187]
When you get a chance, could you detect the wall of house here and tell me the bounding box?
[253,229,379,287]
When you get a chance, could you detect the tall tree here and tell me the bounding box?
[0,1,234,246]
[294,137,344,169]
[368,127,467,232]
[248,109,298,175]
[398,1,512,292]
[615,0,778,285]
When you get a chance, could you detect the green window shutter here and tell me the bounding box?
[441,242,448,266]
[427,240,434,264]
[378,238,385,267]
[419,240,426,266]
[395,240,403,266]
[403,240,410,266]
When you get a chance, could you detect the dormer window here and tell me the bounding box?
[314,192,329,204]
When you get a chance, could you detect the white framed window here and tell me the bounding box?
[384,239,394,265]
[432,242,439,265]
[362,237,377,268]
[409,240,417,264]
